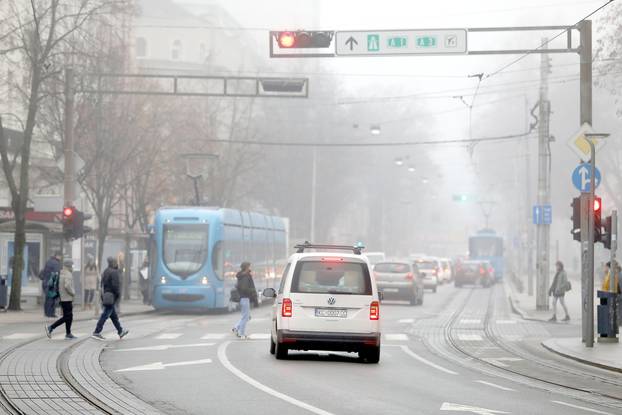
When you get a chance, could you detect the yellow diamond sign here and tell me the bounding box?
[567,123,605,160]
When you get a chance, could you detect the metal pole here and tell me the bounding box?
[536,39,551,311]
[192,176,201,206]
[610,210,618,294]
[63,68,75,208]
[310,146,317,242]
[524,96,534,296]
[579,20,594,347]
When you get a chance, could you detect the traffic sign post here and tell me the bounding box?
[532,205,552,225]
[335,29,467,56]
[572,163,601,193]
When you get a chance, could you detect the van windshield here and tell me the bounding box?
[291,260,371,295]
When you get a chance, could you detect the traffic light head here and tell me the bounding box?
[62,206,75,241]
[274,31,333,48]
[594,198,601,213]
[594,196,602,243]
[571,197,581,241]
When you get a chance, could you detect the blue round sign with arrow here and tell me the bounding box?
[572,163,601,193]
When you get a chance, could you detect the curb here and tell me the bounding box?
[2,306,154,325]
[541,339,622,374]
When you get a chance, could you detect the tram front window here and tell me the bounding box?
[163,224,209,278]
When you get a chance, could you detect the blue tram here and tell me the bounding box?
[149,207,288,311]
[468,229,504,281]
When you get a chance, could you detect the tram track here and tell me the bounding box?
[441,284,622,409]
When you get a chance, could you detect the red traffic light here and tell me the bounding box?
[594,199,601,212]
[277,31,296,48]
[63,207,74,217]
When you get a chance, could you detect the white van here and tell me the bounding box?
[263,243,381,363]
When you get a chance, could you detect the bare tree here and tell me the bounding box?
[0,0,130,310]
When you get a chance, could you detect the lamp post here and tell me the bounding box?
[180,153,218,206]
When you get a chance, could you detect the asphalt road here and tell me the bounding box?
[91,283,622,415]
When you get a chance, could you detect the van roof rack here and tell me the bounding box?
[294,241,365,255]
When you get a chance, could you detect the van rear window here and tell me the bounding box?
[291,261,371,295]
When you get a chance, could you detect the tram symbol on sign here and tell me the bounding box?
[445,35,458,48]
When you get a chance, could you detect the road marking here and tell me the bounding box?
[116,358,212,372]
[218,341,335,415]
[495,320,517,325]
[398,318,414,324]
[440,402,509,414]
[475,380,516,392]
[3,333,38,340]
[248,333,271,340]
[481,357,522,367]
[458,334,483,341]
[384,333,409,341]
[551,401,612,415]
[399,345,458,375]
[114,343,215,352]
[155,333,183,340]
[460,319,481,324]
[201,333,227,340]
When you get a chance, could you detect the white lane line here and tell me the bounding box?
[495,320,517,325]
[440,402,509,414]
[384,334,409,341]
[117,358,212,372]
[217,341,335,415]
[248,333,271,340]
[201,333,227,340]
[3,333,38,340]
[398,318,414,324]
[155,333,183,340]
[460,319,481,324]
[475,380,516,392]
[114,343,215,352]
[458,334,483,341]
[399,345,458,375]
[552,400,612,415]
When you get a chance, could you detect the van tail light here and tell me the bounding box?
[282,298,293,317]
[405,272,414,281]
[370,301,380,320]
[479,266,486,276]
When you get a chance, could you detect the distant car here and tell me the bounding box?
[413,258,440,293]
[454,260,494,288]
[438,258,453,283]
[373,260,424,305]
[263,243,381,363]
[364,252,386,266]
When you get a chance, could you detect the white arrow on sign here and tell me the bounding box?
[481,357,523,367]
[114,343,214,352]
[440,402,509,414]
[578,165,600,191]
[116,358,212,372]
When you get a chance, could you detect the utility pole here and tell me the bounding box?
[536,39,551,311]
[578,20,594,347]
[63,68,75,210]
[525,96,534,296]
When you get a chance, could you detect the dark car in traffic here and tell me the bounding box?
[454,260,494,288]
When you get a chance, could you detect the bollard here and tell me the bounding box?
[597,290,619,343]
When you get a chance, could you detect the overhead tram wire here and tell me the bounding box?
[203,131,537,148]
[483,0,617,80]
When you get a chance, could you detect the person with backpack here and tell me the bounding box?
[40,252,61,317]
[91,257,129,340]
[232,262,257,339]
[548,261,571,322]
[45,260,77,339]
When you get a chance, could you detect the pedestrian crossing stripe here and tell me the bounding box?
[3,333,38,339]
[248,333,271,340]
[496,320,517,325]
[457,334,483,341]
[156,333,182,339]
[200,333,227,340]
[460,319,481,324]
[384,334,409,341]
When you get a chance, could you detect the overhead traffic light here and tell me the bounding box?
[275,31,333,48]
[570,197,581,241]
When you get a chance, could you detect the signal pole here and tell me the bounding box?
[536,40,551,310]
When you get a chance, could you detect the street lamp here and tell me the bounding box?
[407,165,416,173]
[394,157,404,166]
[370,125,381,136]
[180,153,218,206]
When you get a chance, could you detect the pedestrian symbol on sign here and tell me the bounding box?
[367,34,380,52]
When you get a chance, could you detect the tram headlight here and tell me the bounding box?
[201,276,209,285]
[160,276,167,284]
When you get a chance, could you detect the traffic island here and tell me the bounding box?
[542,337,622,373]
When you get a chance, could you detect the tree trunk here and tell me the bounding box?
[8,204,25,311]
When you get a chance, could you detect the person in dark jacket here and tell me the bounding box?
[91,257,129,340]
[548,261,570,322]
[41,252,61,317]
[232,262,257,339]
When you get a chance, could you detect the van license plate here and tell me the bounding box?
[315,308,347,318]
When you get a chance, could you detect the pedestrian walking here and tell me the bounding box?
[138,259,150,305]
[83,259,98,310]
[45,260,77,339]
[548,261,571,322]
[232,262,257,339]
[40,252,61,317]
[91,257,129,340]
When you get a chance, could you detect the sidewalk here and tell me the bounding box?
[1,298,153,324]
[542,337,622,373]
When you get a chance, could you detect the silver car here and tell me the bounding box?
[374,260,424,305]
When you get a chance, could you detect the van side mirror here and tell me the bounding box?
[262,287,277,298]
[378,291,384,301]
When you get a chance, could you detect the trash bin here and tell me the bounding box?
[597,290,619,342]
[0,276,8,309]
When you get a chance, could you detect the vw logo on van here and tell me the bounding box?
[327,297,336,305]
